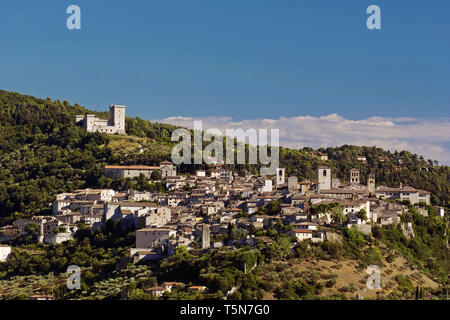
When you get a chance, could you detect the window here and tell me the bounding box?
[323,170,327,176]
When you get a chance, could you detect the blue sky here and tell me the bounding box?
[1,1,449,162]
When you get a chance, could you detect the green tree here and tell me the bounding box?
[331,206,347,224]
[356,208,367,221]
[266,237,292,260]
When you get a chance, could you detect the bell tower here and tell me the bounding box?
[276,168,285,185]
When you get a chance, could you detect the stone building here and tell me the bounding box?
[375,186,430,205]
[104,165,160,179]
[160,161,177,178]
[349,168,360,185]
[76,104,126,134]
[287,176,299,191]
[318,166,331,191]
[201,224,210,249]
[276,168,285,185]
[136,228,177,249]
[104,161,177,180]
[367,173,376,193]
[0,245,11,262]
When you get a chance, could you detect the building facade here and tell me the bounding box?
[76,104,126,134]
[318,166,331,191]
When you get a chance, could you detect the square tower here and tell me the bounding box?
[201,224,210,249]
[349,168,360,185]
[318,166,331,191]
[276,168,285,185]
[367,173,376,193]
[109,104,126,134]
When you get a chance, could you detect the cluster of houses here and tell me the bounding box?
[0,160,444,269]
[1,114,446,300]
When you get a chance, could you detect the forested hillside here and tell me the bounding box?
[0,90,176,224]
[0,89,448,226]
[0,90,448,300]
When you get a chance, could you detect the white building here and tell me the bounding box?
[261,180,273,193]
[104,161,176,180]
[338,200,372,222]
[288,229,313,241]
[44,232,74,244]
[136,228,177,249]
[128,190,152,202]
[293,222,318,231]
[434,206,445,217]
[103,201,158,222]
[196,170,206,177]
[76,104,126,134]
[104,165,159,179]
[144,286,166,298]
[138,207,172,228]
[52,189,116,215]
[276,168,285,185]
[375,186,430,205]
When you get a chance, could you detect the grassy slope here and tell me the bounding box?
[259,255,439,300]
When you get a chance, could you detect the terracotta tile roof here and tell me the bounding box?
[292,229,313,233]
[145,286,165,292]
[105,165,159,170]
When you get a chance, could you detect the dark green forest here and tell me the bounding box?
[0,89,449,227]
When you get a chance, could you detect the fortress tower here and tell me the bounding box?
[76,104,126,135]
[108,104,126,134]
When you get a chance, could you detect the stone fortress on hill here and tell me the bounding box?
[75,104,126,135]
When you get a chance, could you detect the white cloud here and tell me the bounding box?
[154,114,450,164]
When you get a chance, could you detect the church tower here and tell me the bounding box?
[276,168,285,185]
[318,166,331,191]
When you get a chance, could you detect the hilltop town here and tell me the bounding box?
[2,157,445,298]
[1,160,440,250]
